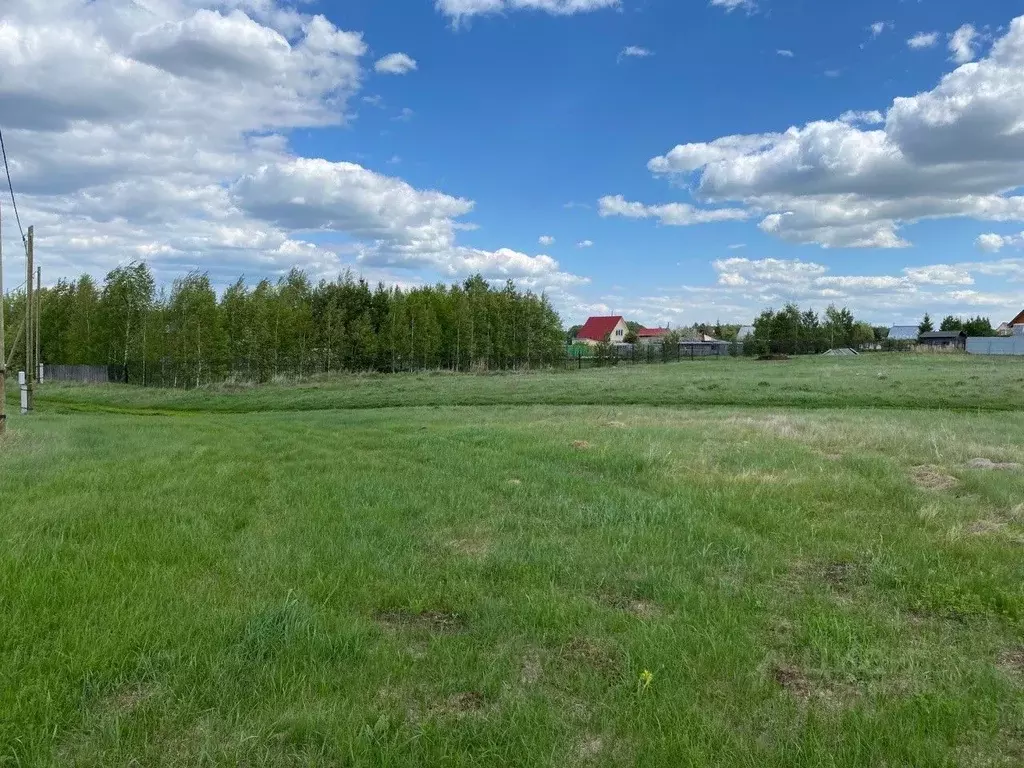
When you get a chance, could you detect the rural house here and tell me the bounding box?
[1009,308,1024,335]
[636,327,669,345]
[919,330,967,350]
[575,316,629,345]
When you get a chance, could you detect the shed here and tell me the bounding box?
[919,331,967,350]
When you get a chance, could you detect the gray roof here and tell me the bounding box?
[822,347,860,356]
[920,331,966,339]
[736,325,755,340]
[888,325,919,340]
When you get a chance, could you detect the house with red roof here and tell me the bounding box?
[636,327,669,345]
[574,316,629,345]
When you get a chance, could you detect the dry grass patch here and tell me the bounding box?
[601,594,664,620]
[447,533,491,559]
[572,440,592,451]
[520,651,543,686]
[911,465,959,491]
[966,458,1022,471]
[769,663,859,709]
[997,648,1024,680]
[561,638,619,676]
[375,609,466,635]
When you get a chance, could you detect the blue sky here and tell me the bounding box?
[3,0,1024,327]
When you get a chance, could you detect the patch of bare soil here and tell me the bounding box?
[910,465,959,491]
[966,458,1022,471]
[603,594,663,620]
[998,648,1024,679]
[428,692,485,718]
[374,609,466,634]
[562,638,618,675]
[572,440,592,450]
[770,664,858,708]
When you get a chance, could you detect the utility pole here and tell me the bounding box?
[25,225,32,411]
[35,265,41,383]
[0,200,6,435]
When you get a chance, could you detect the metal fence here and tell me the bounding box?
[966,336,1024,356]
[44,365,122,384]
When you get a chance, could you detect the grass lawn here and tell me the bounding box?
[1,356,1023,766]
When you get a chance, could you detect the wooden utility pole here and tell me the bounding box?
[35,265,41,383]
[25,225,32,411]
[0,200,6,435]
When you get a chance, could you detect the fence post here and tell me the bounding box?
[19,371,27,414]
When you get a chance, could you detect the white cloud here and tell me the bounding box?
[539,235,555,245]
[393,107,415,122]
[0,0,584,295]
[839,110,884,125]
[710,0,756,13]
[618,46,653,61]
[375,52,417,75]
[908,31,939,49]
[643,16,1024,249]
[976,232,1024,252]
[598,194,750,226]
[949,24,980,63]
[435,0,619,23]
[577,239,594,248]
[870,21,892,38]
[777,49,794,58]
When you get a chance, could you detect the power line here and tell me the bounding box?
[0,125,26,246]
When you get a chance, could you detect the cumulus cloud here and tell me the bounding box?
[0,0,583,295]
[948,24,980,63]
[777,49,794,58]
[539,235,555,245]
[976,232,1024,252]
[642,16,1024,248]
[598,194,750,226]
[435,0,618,23]
[908,31,939,49]
[577,240,594,248]
[375,52,417,74]
[838,110,884,125]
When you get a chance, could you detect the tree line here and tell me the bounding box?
[1,263,567,386]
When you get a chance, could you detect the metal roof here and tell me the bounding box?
[736,325,755,339]
[920,331,966,339]
[888,325,919,340]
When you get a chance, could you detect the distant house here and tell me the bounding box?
[1009,308,1024,335]
[997,323,1013,336]
[919,330,967,350]
[736,325,755,341]
[575,315,628,346]
[636,327,669,345]
[888,325,919,341]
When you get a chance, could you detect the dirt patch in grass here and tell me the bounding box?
[966,458,1022,471]
[998,648,1024,680]
[428,691,485,719]
[561,638,619,675]
[607,421,627,429]
[572,440,592,451]
[910,465,959,491]
[506,478,522,486]
[602,594,663,620]
[770,664,858,708]
[374,609,466,634]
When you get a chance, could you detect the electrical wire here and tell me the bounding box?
[0,125,26,246]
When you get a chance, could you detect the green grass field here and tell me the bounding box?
[2,356,1024,766]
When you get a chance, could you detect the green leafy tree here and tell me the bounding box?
[939,315,963,331]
